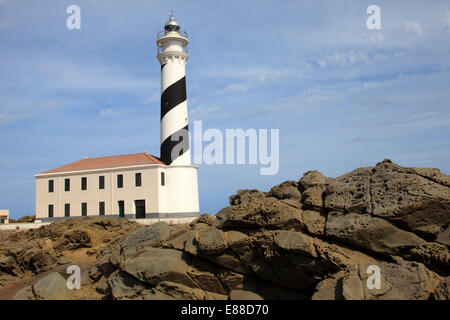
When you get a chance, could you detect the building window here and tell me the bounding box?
[81,177,87,190]
[0,218,4,224]
[117,174,123,188]
[99,202,105,216]
[135,173,142,187]
[161,172,165,186]
[65,178,70,191]
[81,203,87,216]
[48,204,54,218]
[48,180,54,193]
[99,176,105,189]
[64,203,70,217]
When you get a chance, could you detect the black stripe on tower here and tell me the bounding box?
[160,76,186,120]
[160,124,189,165]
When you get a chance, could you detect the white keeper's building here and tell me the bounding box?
[0,210,9,224]
[34,13,200,221]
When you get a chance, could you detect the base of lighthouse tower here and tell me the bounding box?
[154,13,199,219]
[153,165,199,218]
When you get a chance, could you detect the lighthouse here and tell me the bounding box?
[157,12,190,165]
[153,12,200,218]
[33,12,200,222]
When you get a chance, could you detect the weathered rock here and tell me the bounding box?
[216,197,303,230]
[274,231,316,256]
[155,281,227,300]
[299,170,327,191]
[166,230,199,256]
[107,270,151,300]
[406,166,450,188]
[225,231,250,249]
[324,160,450,243]
[324,167,373,213]
[325,211,426,256]
[436,227,450,247]
[388,199,450,243]
[300,210,326,236]
[313,259,444,300]
[88,265,103,283]
[30,251,58,273]
[13,285,35,300]
[5,159,448,301]
[0,255,17,275]
[96,276,111,295]
[302,185,326,210]
[197,227,227,254]
[311,274,343,300]
[32,272,72,300]
[5,241,58,275]
[432,278,450,300]
[121,248,196,288]
[15,215,35,223]
[190,214,217,227]
[268,181,301,200]
[63,229,91,249]
[122,222,170,250]
[280,198,303,209]
[407,242,450,272]
[229,289,264,300]
[229,189,267,206]
[370,160,450,218]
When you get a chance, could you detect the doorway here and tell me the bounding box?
[135,200,146,219]
[118,201,125,218]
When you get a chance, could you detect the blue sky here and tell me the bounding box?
[1,0,449,219]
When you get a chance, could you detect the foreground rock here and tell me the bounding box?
[0,217,139,296]
[14,272,71,300]
[90,160,450,300]
[3,159,449,300]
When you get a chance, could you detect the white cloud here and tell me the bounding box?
[223,82,251,93]
[404,20,423,36]
[203,66,302,93]
[360,32,384,45]
[189,105,221,120]
[325,51,368,66]
[100,108,125,117]
[363,81,379,88]
[36,60,158,91]
[0,111,26,124]
[444,11,450,27]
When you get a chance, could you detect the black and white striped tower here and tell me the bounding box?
[156,12,191,165]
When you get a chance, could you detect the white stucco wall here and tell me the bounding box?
[35,164,199,220]
[159,165,199,216]
[0,209,9,224]
[35,165,161,219]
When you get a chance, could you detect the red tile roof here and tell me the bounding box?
[41,152,166,174]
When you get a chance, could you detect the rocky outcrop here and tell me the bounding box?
[13,272,72,300]
[0,217,139,291]
[8,215,35,224]
[3,160,449,300]
[87,160,450,300]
